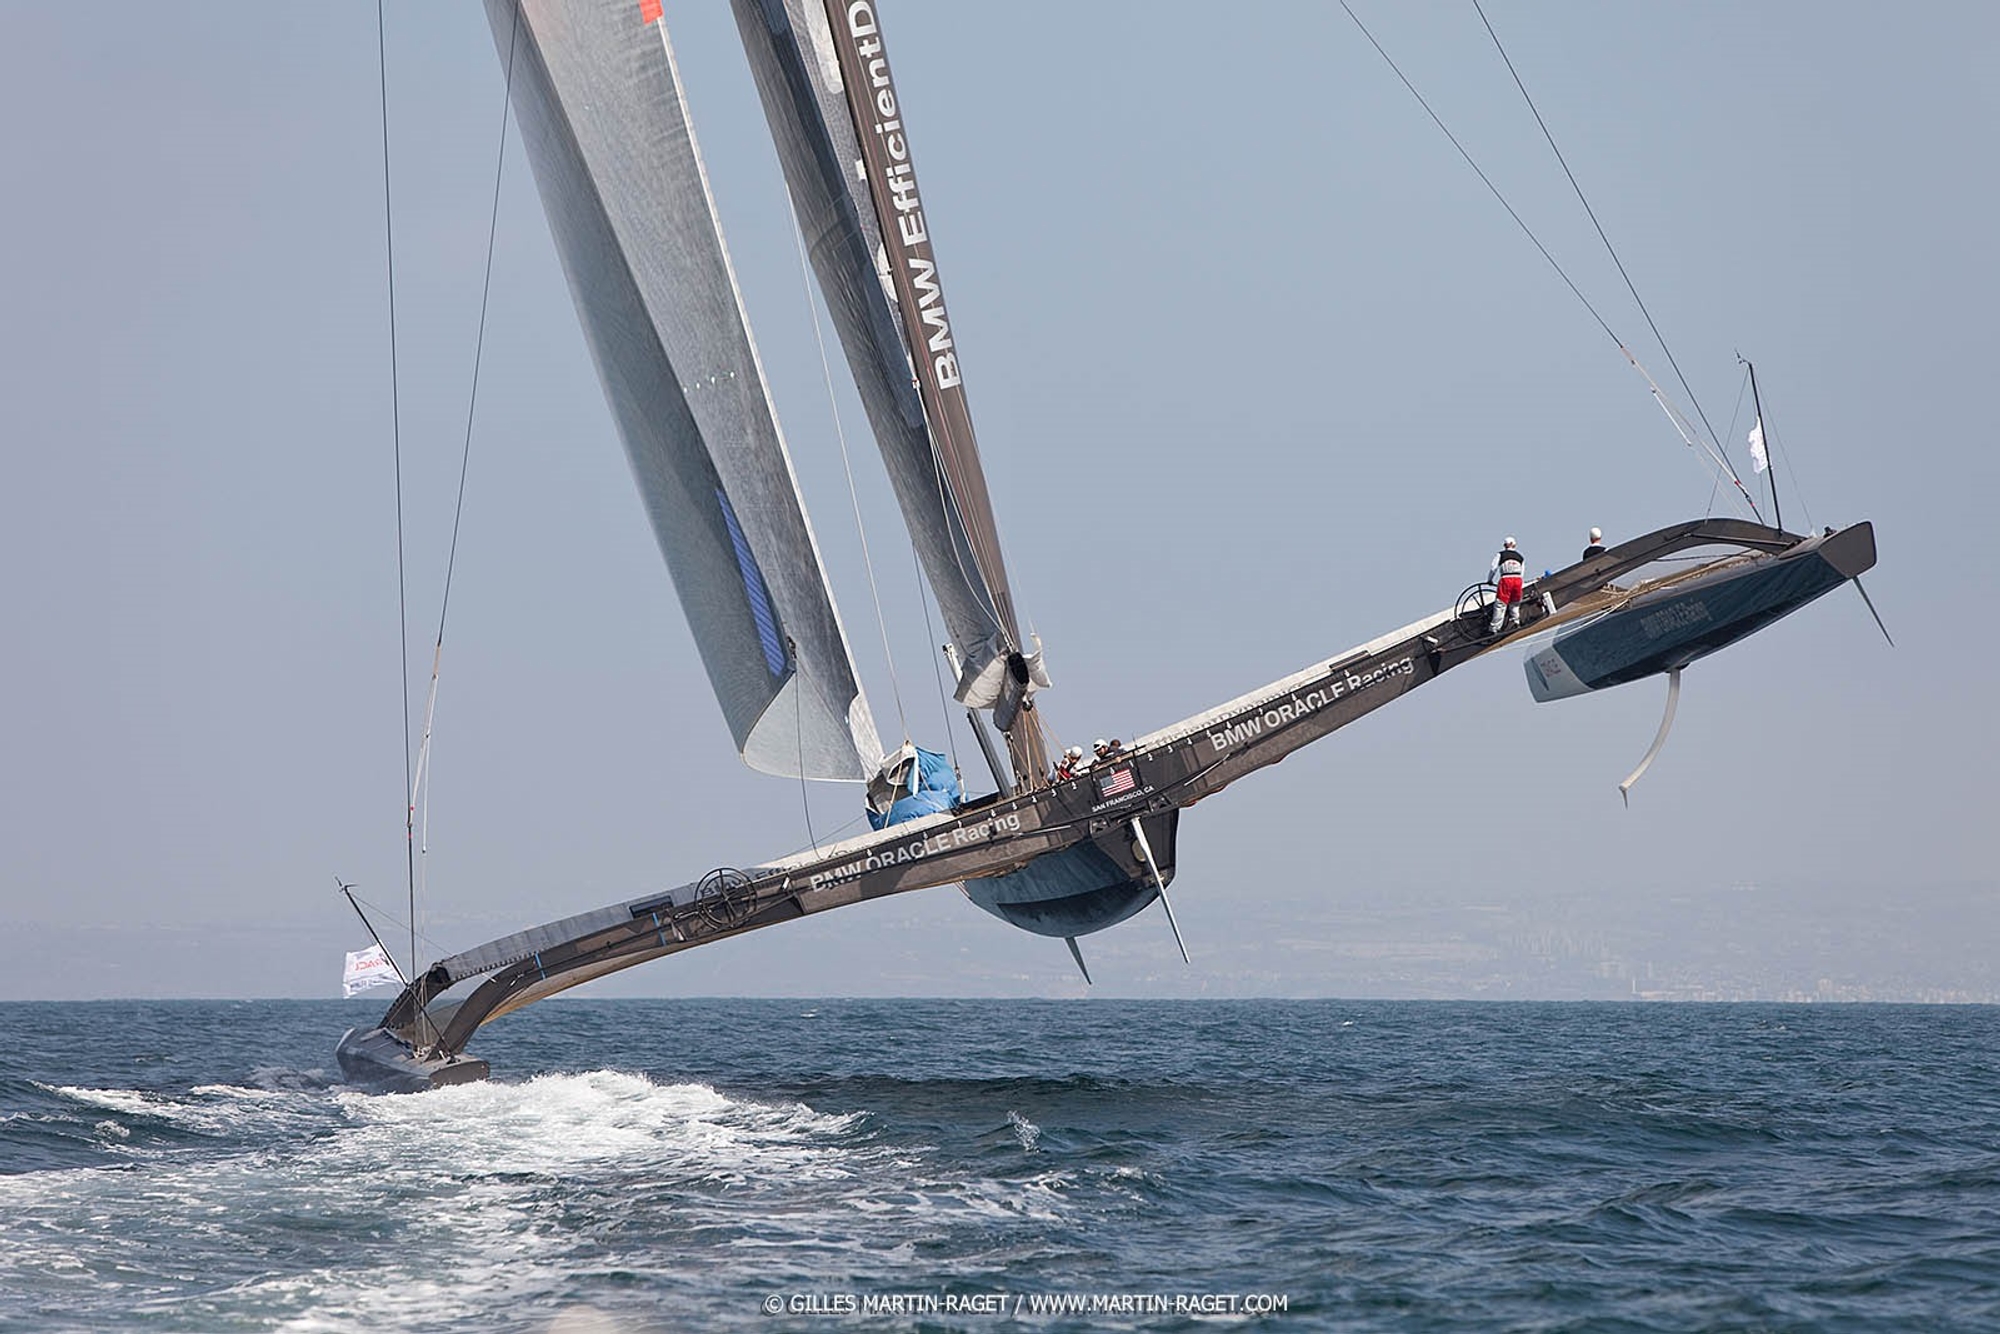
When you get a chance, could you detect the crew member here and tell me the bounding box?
[1582,527,1606,561]
[1488,536,1526,634]
[1054,745,1084,781]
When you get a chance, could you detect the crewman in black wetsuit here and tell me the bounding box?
[1582,527,1606,561]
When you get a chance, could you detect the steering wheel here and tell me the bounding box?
[1456,581,1498,621]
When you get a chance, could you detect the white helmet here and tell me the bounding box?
[1589,527,1602,543]
[1093,738,1109,750]
[1503,536,1517,549]
[1065,745,1083,759]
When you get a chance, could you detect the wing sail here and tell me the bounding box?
[487,0,880,779]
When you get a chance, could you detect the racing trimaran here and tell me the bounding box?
[337,0,1878,1090]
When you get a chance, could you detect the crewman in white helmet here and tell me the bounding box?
[1582,527,1606,561]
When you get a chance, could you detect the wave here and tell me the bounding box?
[4,1001,1992,1331]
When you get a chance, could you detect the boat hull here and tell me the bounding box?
[1526,524,1875,700]
[962,812,1179,938]
[344,517,1870,1082]
[336,1026,491,1094]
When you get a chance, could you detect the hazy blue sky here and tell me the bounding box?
[2,3,1992,1002]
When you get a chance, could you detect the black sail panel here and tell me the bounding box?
[732,0,1048,780]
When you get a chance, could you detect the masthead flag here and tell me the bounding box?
[1747,417,1769,474]
[341,944,397,998]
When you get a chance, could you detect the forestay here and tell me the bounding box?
[485,0,880,780]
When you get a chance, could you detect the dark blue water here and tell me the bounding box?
[1,1000,1996,1331]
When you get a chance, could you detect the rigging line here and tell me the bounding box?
[1725,363,1751,462]
[894,342,1012,646]
[1025,662,1060,758]
[1336,0,1622,349]
[1762,408,1817,535]
[1708,366,1752,521]
[1769,428,1812,533]
[375,0,418,982]
[413,663,434,959]
[1471,0,1735,478]
[910,355,1013,637]
[409,2,523,960]
[776,818,867,866]
[936,439,1015,641]
[790,636,821,857]
[1625,351,1762,519]
[1344,1,1758,517]
[914,385,1013,649]
[782,197,906,741]
[436,0,518,640]
[346,889,449,963]
[912,540,961,776]
[897,396,1010,669]
[339,885,406,975]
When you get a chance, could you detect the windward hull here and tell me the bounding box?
[1524,524,1875,701]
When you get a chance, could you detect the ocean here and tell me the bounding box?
[1,999,1995,1332]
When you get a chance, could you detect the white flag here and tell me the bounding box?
[1747,417,1769,474]
[342,944,396,997]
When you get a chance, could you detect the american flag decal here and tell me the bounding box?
[1094,765,1138,800]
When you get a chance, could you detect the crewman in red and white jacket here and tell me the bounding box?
[1488,536,1526,635]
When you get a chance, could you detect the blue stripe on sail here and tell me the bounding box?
[715,488,787,678]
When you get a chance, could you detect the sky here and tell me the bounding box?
[2,2,1994,1003]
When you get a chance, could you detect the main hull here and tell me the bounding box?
[961,812,1180,937]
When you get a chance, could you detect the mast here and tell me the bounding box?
[809,0,1049,785]
[1743,357,1782,533]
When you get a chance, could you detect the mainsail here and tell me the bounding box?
[484,0,880,781]
[731,0,1049,782]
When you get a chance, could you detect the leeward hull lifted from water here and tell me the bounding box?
[1525,524,1874,700]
